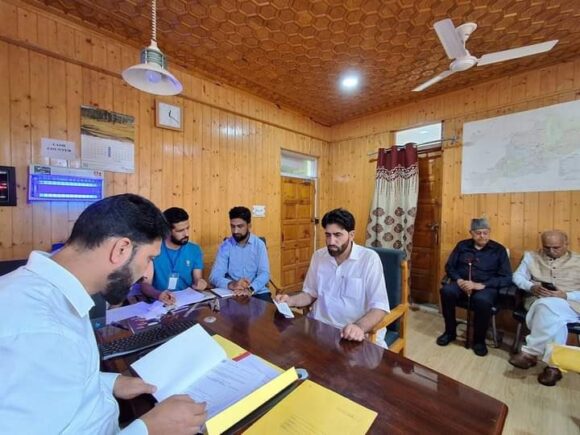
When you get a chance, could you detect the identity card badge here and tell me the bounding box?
[168,273,179,290]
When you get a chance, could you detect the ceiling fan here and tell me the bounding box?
[412,18,558,92]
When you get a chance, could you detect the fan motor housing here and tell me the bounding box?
[451,56,477,71]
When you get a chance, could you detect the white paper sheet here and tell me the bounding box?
[184,356,279,418]
[105,302,151,324]
[132,324,226,401]
[173,288,215,308]
[210,287,236,298]
[273,301,295,318]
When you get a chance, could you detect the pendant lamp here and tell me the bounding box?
[122,0,182,95]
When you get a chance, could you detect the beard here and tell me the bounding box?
[102,256,138,305]
[233,232,248,242]
[327,240,350,257]
[171,235,188,246]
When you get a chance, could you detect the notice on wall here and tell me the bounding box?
[80,106,135,173]
[41,138,77,160]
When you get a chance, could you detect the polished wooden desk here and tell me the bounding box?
[101,297,508,434]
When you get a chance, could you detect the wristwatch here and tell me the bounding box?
[248,286,255,295]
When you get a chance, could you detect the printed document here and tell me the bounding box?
[131,324,298,434]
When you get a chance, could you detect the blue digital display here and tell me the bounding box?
[29,173,104,202]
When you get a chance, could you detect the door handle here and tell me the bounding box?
[427,223,439,245]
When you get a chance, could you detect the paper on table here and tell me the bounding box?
[244,380,377,435]
[210,287,236,298]
[106,302,150,324]
[273,300,295,318]
[172,287,215,307]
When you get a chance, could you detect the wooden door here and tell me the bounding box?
[410,151,442,304]
[281,177,315,292]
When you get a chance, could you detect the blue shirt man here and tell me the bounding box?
[141,207,207,304]
[210,206,270,297]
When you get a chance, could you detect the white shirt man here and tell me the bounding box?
[0,194,206,434]
[276,208,389,345]
[509,230,580,386]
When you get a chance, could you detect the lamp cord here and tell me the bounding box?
[151,0,157,43]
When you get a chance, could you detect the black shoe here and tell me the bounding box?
[436,332,456,346]
[473,342,488,357]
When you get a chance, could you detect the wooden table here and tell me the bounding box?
[101,297,508,434]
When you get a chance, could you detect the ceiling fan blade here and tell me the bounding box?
[478,40,558,66]
[412,70,455,92]
[434,19,468,60]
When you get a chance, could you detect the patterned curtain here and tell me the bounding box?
[365,144,419,258]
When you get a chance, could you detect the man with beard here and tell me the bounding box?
[141,207,206,304]
[275,208,390,344]
[0,194,206,434]
[209,206,270,300]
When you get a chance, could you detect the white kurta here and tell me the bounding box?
[513,252,580,361]
[303,243,390,345]
[0,251,147,434]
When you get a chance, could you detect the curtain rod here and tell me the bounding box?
[367,137,456,157]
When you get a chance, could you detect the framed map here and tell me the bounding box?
[462,100,580,194]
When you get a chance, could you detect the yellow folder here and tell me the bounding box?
[205,367,298,435]
[244,380,378,435]
[204,334,296,435]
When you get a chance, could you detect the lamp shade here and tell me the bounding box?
[122,42,182,96]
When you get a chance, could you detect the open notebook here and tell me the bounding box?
[131,324,298,435]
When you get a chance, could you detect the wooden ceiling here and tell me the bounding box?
[24,0,580,126]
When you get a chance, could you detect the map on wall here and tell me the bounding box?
[461,99,580,194]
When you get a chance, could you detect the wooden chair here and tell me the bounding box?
[368,248,409,355]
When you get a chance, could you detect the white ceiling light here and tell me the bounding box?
[340,74,360,90]
[122,0,182,96]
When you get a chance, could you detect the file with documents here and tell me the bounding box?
[131,324,298,435]
[245,380,378,435]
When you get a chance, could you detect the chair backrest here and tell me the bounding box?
[0,259,27,276]
[370,247,406,308]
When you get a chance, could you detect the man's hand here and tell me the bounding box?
[158,290,176,305]
[457,280,485,295]
[233,288,252,297]
[113,376,156,400]
[193,278,208,291]
[341,323,365,342]
[274,293,291,305]
[531,284,567,299]
[140,395,207,435]
[228,278,252,294]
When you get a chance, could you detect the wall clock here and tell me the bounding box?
[156,100,183,131]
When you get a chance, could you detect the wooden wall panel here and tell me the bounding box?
[0,0,331,288]
[330,56,580,277]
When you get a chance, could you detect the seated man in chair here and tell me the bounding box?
[140,207,207,304]
[509,230,580,386]
[209,206,271,300]
[437,218,512,356]
[275,208,390,345]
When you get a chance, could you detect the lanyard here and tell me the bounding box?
[163,241,185,273]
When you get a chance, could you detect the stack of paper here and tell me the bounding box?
[210,287,236,298]
[105,288,216,324]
